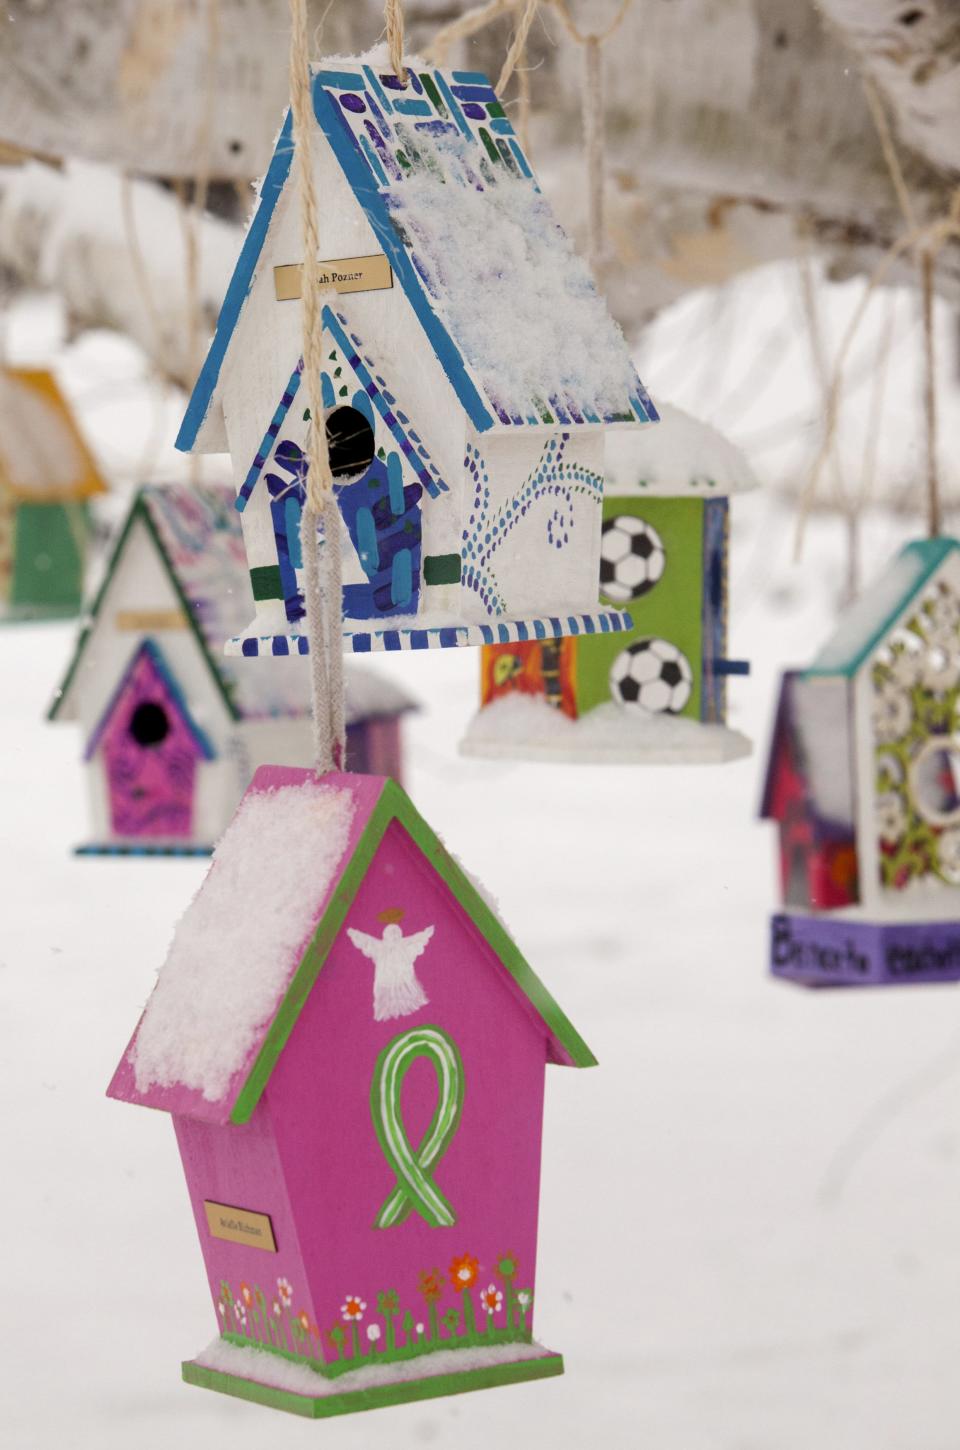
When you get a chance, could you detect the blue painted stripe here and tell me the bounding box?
[533,620,546,640]
[515,620,529,642]
[451,71,492,85]
[583,615,596,634]
[359,132,389,185]
[431,70,472,140]
[236,363,303,509]
[439,628,459,648]
[410,630,429,649]
[313,84,495,433]
[714,659,751,676]
[362,64,394,114]
[242,638,258,656]
[451,84,498,102]
[490,118,514,135]
[353,633,371,652]
[509,139,533,178]
[317,69,367,91]
[177,111,294,451]
[394,98,432,115]
[383,631,402,651]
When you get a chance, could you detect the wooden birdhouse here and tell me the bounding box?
[108,766,594,1417]
[175,60,657,657]
[462,403,755,762]
[49,483,415,855]
[761,538,960,986]
[0,366,107,618]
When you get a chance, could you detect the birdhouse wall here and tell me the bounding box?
[176,817,551,1359]
[460,428,605,623]
[10,501,88,610]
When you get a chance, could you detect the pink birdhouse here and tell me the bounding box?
[108,766,595,1417]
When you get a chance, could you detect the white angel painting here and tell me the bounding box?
[346,914,436,1022]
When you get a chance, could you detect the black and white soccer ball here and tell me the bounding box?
[599,515,665,603]
[610,637,693,715]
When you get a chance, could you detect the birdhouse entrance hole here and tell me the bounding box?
[326,406,376,482]
[129,700,171,748]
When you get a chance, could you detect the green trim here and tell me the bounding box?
[230,780,595,1125]
[181,1351,563,1419]
[48,491,241,724]
[806,537,960,680]
[424,553,461,585]
[371,1025,464,1228]
[251,563,283,601]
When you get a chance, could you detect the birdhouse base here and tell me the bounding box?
[74,841,214,858]
[225,609,632,657]
[182,1342,564,1419]
[770,911,960,988]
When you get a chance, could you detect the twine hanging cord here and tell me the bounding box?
[288,0,346,773]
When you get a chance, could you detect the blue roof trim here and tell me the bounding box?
[84,639,217,763]
[176,111,295,453]
[806,537,960,679]
[312,74,496,433]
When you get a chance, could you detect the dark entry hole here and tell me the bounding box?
[129,701,170,747]
[325,405,376,481]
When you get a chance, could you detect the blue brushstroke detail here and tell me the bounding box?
[353,634,372,652]
[242,639,258,656]
[391,548,412,607]
[273,636,289,656]
[358,132,389,185]
[490,118,514,135]
[384,631,402,651]
[386,450,404,513]
[409,630,428,649]
[351,389,375,427]
[509,139,533,177]
[355,507,379,573]
[362,64,394,113]
[533,620,546,640]
[336,454,422,619]
[176,112,294,450]
[317,70,367,91]
[394,98,432,115]
[439,628,459,648]
[451,71,491,84]
[451,84,498,102]
[714,659,751,675]
[431,70,473,140]
[321,372,335,409]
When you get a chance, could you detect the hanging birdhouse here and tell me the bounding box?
[49,483,415,855]
[175,60,657,657]
[108,766,594,1417]
[0,366,107,619]
[461,403,755,762]
[762,538,960,986]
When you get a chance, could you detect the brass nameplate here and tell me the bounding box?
[274,253,394,301]
[203,1200,277,1252]
[115,609,187,631]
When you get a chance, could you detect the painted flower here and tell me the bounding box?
[378,1289,400,1315]
[441,1307,461,1333]
[517,1290,532,1309]
[340,1295,366,1322]
[276,1277,293,1308]
[234,1301,248,1327]
[890,641,924,689]
[271,1300,282,1319]
[449,1254,479,1291]
[416,1322,424,1336]
[496,1253,518,1280]
[418,1268,444,1301]
[239,1282,253,1308]
[217,1301,227,1318]
[367,1324,382,1343]
[297,1310,311,1332]
[937,827,960,883]
[873,681,912,745]
[926,590,960,639]
[922,644,956,694]
[479,1284,503,1316]
[876,790,908,846]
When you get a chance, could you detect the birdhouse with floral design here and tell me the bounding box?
[761,538,960,987]
[108,766,594,1416]
[175,58,656,658]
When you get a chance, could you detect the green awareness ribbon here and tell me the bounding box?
[370,1025,465,1229]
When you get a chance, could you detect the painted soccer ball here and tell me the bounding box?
[610,637,693,715]
[599,515,666,603]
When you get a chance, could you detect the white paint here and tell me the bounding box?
[604,400,758,498]
[347,923,435,1021]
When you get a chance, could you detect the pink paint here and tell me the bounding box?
[109,767,590,1375]
[88,641,210,839]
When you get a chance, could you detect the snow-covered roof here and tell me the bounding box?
[0,366,107,501]
[604,401,757,498]
[107,767,595,1126]
[50,482,418,724]
[177,61,656,452]
[808,538,960,678]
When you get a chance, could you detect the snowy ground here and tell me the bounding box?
[5,291,960,1447]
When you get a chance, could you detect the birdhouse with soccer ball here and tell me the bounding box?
[108,766,594,1416]
[175,58,656,658]
[462,403,756,763]
[761,538,960,987]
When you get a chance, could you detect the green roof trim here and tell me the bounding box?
[230,779,596,1125]
[805,537,960,680]
[47,491,241,725]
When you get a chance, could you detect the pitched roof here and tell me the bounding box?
[604,401,758,498]
[83,639,216,762]
[177,60,656,453]
[107,767,596,1127]
[49,482,417,724]
[0,366,107,502]
[807,538,960,678]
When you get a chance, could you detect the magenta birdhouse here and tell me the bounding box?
[108,767,594,1417]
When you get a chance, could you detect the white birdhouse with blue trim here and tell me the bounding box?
[175,58,657,657]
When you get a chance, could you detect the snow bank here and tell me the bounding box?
[385,137,640,423]
[131,780,354,1101]
[193,1335,552,1397]
[460,695,752,765]
[605,400,758,497]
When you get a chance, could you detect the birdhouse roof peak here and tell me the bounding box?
[107,767,594,1127]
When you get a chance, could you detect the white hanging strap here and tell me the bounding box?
[288,0,346,773]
